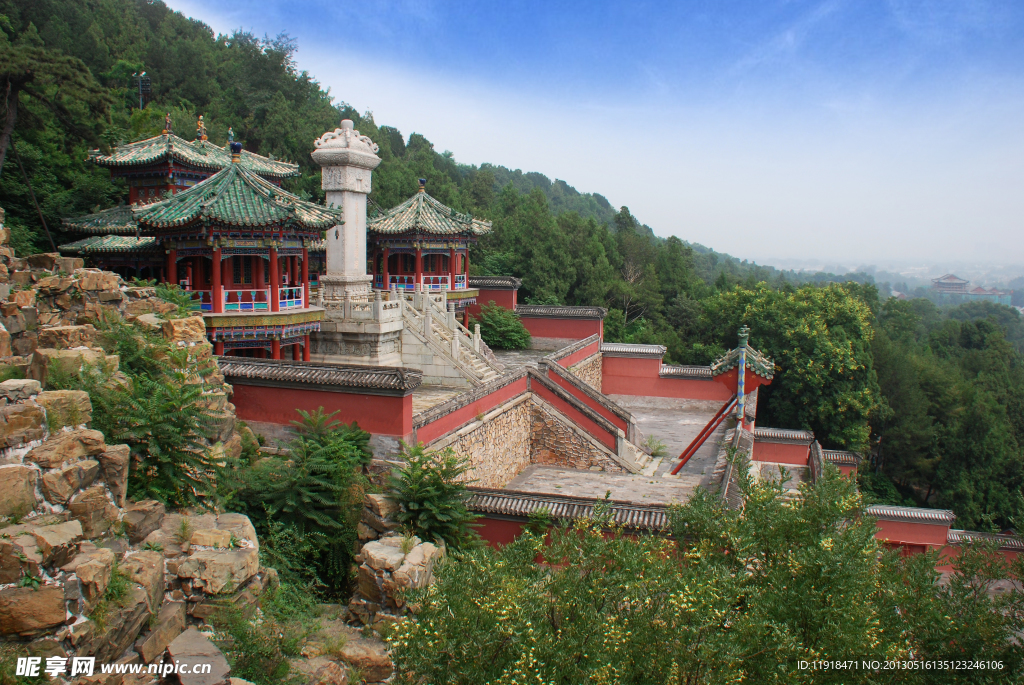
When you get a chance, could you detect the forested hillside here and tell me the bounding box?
[2,0,1023,529]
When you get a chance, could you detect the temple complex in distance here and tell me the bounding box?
[56,118,1023,572]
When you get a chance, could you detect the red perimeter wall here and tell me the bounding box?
[531,381,617,451]
[521,316,603,341]
[551,339,601,368]
[231,383,413,438]
[546,370,628,434]
[601,356,732,401]
[416,376,529,445]
[467,289,518,317]
[752,441,810,465]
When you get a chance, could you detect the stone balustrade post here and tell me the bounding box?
[474,324,481,353]
[447,302,456,329]
[373,289,382,320]
[423,303,432,337]
[343,292,352,320]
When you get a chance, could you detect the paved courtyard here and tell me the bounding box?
[505,464,701,505]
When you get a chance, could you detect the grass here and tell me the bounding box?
[90,562,131,630]
[642,435,668,457]
[174,517,194,546]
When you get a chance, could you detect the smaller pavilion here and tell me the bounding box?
[135,142,333,359]
[368,180,489,320]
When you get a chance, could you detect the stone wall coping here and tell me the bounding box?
[468,276,522,290]
[543,334,601,364]
[516,304,608,319]
[946,529,1024,552]
[659,364,713,379]
[466,487,670,531]
[218,357,422,393]
[527,369,623,440]
[542,356,633,428]
[600,342,666,358]
[753,426,815,444]
[412,369,528,429]
[863,504,956,525]
[822,449,860,467]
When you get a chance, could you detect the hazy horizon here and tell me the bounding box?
[165,0,1024,267]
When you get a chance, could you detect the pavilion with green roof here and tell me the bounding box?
[369,179,490,319]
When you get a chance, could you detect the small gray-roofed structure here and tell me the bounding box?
[822,449,860,467]
[660,364,713,379]
[218,357,421,395]
[946,529,1024,551]
[466,487,671,532]
[600,342,666,358]
[516,305,608,319]
[753,426,815,444]
[468,276,522,289]
[863,504,956,525]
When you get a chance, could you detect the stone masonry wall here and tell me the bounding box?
[401,327,472,388]
[531,398,625,473]
[567,353,602,391]
[426,395,532,488]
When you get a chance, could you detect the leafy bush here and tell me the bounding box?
[154,283,197,318]
[228,408,370,594]
[470,301,531,350]
[388,444,477,548]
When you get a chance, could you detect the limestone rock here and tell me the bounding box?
[28,347,116,384]
[361,541,406,573]
[177,547,259,595]
[76,585,151,663]
[0,377,41,401]
[165,628,231,685]
[26,253,58,270]
[75,269,119,291]
[68,485,119,538]
[11,289,36,307]
[121,551,164,613]
[12,331,37,357]
[26,428,106,469]
[34,275,75,296]
[36,389,93,428]
[339,640,393,682]
[40,459,99,505]
[0,321,10,357]
[191,529,232,548]
[135,601,185,664]
[365,494,399,520]
[163,317,206,343]
[312,661,350,685]
[56,257,85,273]
[77,547,116,610]
[30,519,83,567]
[0,585,66,635]
[98,444,131,507]
[215,513,258,551]
[0,464,38,516]
[392,542,441,590]
[37,324,97,350]
[123,500,165,544]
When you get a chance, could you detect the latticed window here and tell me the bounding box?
[243,258,252,284]
[264,258,269,283]
[232,257,242,284]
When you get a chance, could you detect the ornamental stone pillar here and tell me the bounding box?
[312,119,381,300]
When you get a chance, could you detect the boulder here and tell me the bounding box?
[10,288,36,307]
[12,331,37,357]
[28,348,117,384]
[0,402,45,448]
[34,276,75,296]
[191,529,232,548]
[74,269,118,291]
[0,529,43,583]
[56,257,85,274]
[162,317,206,343]
[26,428,106,468]
[29,519,83,567]
[123,500,165,544]
[365,494,399,520]
[165,628,231,685]
[0,585,66,635]
[0,464,38,516]
[312,661,350,685]
[76,547,116,611]
[68,485,119,538]
[26,253,58,270]
[361,541,406,573]
[40,459,99,505]
[339,640,393,682]
[392,541,441,591]
[122,550,164,613]
[36,389,93,427]
[134,601,185,664]
[0,377,41,401]
[215,513,258,551]
[76,585,151,663]
[124,300,155,317]
[0,321,9,357]
[37,324,97,350]
[98,445,131,507]
[2,313,24,334]
[176,547,259,595]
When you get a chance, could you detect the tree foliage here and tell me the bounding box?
[388,444,477,548]
[470,301,531,350]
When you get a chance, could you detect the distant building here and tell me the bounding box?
[967,286,1012,306]
[931,274,969,294]
[931,274,1012,306]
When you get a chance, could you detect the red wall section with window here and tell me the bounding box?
[231,383,413,438]
[601,356,733,401]
[752,441,810,465]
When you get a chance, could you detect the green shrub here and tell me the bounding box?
[154,282,197,317]
[388,444,478,548]
[0,366,24,383]
[470,301,531,350]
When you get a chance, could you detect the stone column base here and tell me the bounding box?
[319,273,373,304]
[309,328,403,367]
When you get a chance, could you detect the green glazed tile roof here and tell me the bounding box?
[710,343,775,380]
[59,235,159,254]
[135,163,341,232]
[368,190,491,236]
[91,133,299,178]
[61,204,137,235]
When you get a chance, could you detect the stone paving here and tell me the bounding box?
[411,387,466,415]
[505,464,700,505]
[492,347,549,372]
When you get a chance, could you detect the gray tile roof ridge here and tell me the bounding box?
[753,426,815,443]
[468,275,522,289]
[863,504,956,525]
[660,364,713,379]
[218,356,422,391]
[600,342,666,357]
[516,304,609,319]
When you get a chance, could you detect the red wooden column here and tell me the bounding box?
[214,341,224,355]
[292,343,301,360]
[269,245,280,312]
[464,250,469,282]
[415,247,422,288]
[271,338,281,360]
[382,246,389,290]
[449,247,456,289]
[212,247,223,313]
[166,248,177,285]
[301,246,309,306]
[303,334,311,361]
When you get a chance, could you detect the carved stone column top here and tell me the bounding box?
[312,119,381,172]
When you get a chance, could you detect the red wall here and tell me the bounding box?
[752,441,810,465]
[475,516,527,548]
[531,381,617,451]
[873,519,950,547]
[467,289,517,316]
[601,356,733,401]
[551,340,601,368]
[546,370,628,434]
[416,377,529,445]
[231,383,412,438]
[521,317,603,341]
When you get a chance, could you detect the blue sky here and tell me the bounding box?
[166,0,1024,266]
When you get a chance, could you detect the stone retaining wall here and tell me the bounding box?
[567,352,602,391]
[530,398,626,473]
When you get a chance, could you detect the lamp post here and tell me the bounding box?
[132,71,148,110]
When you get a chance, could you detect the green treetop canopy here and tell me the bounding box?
[134,163,341,232]
[369,187,491,237]
[90,133,299,179]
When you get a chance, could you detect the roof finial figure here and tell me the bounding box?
[197,115,207,142]
[738,325,750,348]
[163,113,172,135]
[418,178,426,193]
[227,127,234,143]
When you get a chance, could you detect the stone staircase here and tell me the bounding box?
[401,291,504,386]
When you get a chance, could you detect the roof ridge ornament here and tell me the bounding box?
[163,113,172,135]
